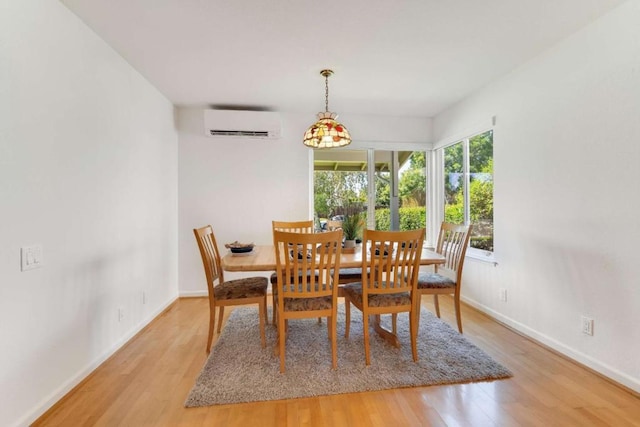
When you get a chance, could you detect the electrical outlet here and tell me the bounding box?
[499,288,507,302]
[118,308,125,322]
[21,244,43,271]
[581,316,594,336]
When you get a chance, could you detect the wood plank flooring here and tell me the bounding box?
[33,296,640,426]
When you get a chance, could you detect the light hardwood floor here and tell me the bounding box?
[34,296,640,426]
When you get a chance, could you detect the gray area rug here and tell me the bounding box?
[185,305,512,407]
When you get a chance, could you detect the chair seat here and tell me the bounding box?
[283,296,333,311]
[342,282,411,307]
[417,272,456,289]
[214,276,268,300]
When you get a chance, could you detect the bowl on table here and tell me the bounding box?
[225,241,255,254]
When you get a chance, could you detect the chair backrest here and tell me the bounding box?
[193,225,224,302]
[273,229,343,300]
[272,220,314,233]
[361,228,425,296]
[435,222,473,279]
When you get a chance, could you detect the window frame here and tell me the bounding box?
[434,128,495,263]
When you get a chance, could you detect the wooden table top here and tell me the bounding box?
[221,244,445,272]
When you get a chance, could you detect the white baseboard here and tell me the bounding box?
[18,295,178,427]
[462,296,640,394]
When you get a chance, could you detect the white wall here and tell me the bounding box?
[0,1,179,426]
[433,1,640,392]
[178,110,312,295]
[178,109,431,295]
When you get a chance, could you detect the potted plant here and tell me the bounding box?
[341,212,364,248]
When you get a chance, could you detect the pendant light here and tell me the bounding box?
[303,69,351,149]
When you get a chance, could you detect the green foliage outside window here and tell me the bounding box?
[375,207,426,231]
[444,201,464,224]
[314,171,367,218]
[399,152,426,207]
[375,172,391,209]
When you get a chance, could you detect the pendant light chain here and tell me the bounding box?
[325,73,329,113]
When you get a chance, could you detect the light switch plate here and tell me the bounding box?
[21,244,43,271]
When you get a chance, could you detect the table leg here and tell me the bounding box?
[370,315,401,348]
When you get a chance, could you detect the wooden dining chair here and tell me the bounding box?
[416,222,472,333]
[270,220,315,323]
[193,225,268,353]
[273,229,343,373]
[272,220,315,234]
[343,228,425,365]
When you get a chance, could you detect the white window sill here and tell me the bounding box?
[426,245,497,266]
[466,248,497,265]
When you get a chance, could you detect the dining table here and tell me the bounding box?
[221,244,446,348]
[221,244,445,272]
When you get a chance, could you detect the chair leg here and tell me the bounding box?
[330,314,337,369]
[344,297,351,338]
[217,306,225,333]
[454,293,463,333]
[272,300,279,355]
[263,295,269,326]
[207,306,216,353]
[410,308,418,362]
[272,292,277,324]
[433,295,441,317]
[391,313,397,335]
[258,300,266,348]
[363,312,371,366]
[326,314,331,339]
[278,315,287,373]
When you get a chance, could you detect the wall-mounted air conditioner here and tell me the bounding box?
[204,110,281,139]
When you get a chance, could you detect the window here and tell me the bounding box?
[313,149,428,236]
[443,130,493,253]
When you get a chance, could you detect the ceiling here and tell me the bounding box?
[61,0,624,118]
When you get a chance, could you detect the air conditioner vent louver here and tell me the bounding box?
[204,110,281,139]
[209,130,270,138]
